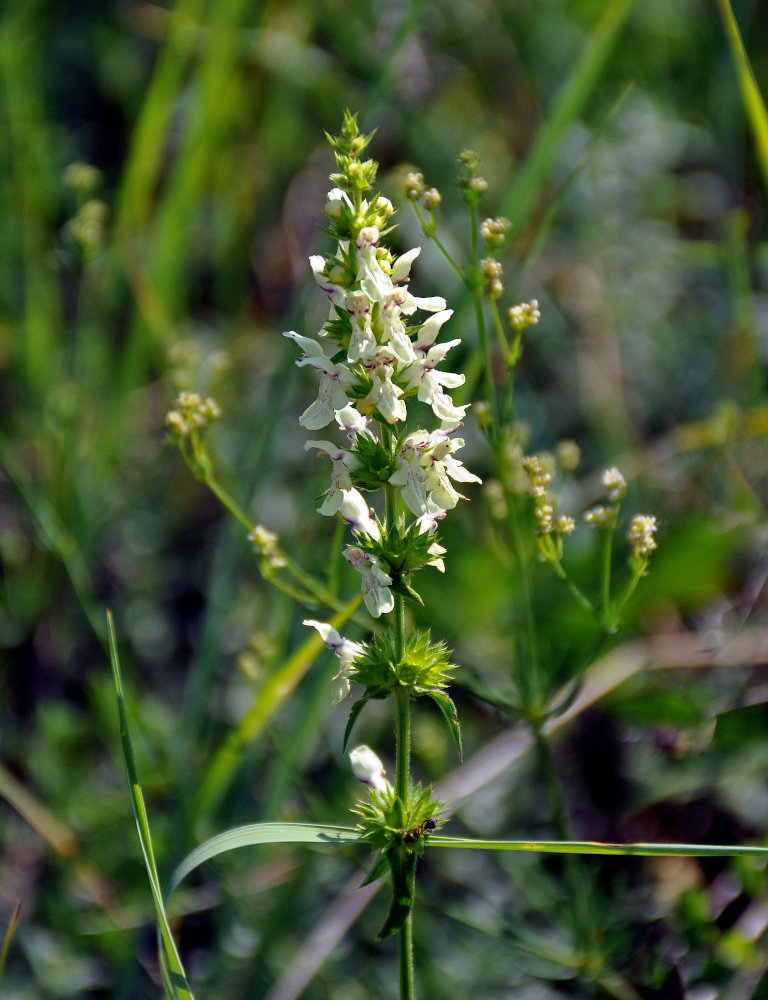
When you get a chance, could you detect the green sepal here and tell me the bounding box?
[428,690,463,761]
[376,847,417,940]
[391,574,424,606]
[351,431,400,491]
[350,628,455,696]
[360,849,391,887]
[342,687,388,752]
[354,514,444,578]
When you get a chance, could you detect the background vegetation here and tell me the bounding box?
[2,0,768,997]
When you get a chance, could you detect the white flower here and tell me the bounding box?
[346,290,378,362]
[284,331,355,429]
[355,227,394,303]
[427,540,447,573]
[628,514,658,555]
[403,311,469,424]
[349,744,389,792]
[344,546,394,617]
[338,489,380,539]
[388,431,430,515]
[423,432,482,510]
[414,499,447,535]
[304,440,359,515]
[304,619,364,704]
[325,186,353,219]
[335,404,370,439]
[602,466,627,503]
[361,360,407,424]
[380,293,418,364]
[390,429,481,514]
[390,246,421,284]
[309,255,348,307]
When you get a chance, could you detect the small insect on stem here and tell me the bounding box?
[403,817,438,845]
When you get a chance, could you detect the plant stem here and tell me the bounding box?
[398,908,415,1000]
[394,676,411,802]
[394,681,414,999]
[533,725,597,957]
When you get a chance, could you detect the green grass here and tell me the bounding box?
[1,0,768,997]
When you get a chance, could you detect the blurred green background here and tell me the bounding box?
[2,0,768,997]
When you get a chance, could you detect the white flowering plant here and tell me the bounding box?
[285,112,473,950]
[107,114,768,1000]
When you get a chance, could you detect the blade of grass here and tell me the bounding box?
[502,0,638,239]
[107,610,195,1000]
[168,822,361,895]
[0,431,106,647]
[0,3,61,392]
[0,760,78,860]
[0,902,22,981]
[193,595,361,825]
[717,0,768,195]
[429,835,768,857]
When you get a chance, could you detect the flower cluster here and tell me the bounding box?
[165,391,221,438]
[521,453,575,562]
[285,112,480,638]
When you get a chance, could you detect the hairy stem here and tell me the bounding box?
[398,908,415,1000]
[394,681,414,999]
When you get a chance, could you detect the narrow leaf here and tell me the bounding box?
[429,835,768,858]
[428,691,463,761]
[360,850,391,887]
[168,822,361,895]
[376,848,417,940]
[717,0,768,195]
[108,612,195,1000]
[195,595,360,822]
[502,0,639,237]
[0,902,21,980]
[343,696,371,753]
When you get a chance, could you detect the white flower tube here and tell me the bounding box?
[349,745,388,792]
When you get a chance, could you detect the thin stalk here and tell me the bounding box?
[181,439,370,621]
[394,684,411,812]
[387,467,415,1000]
[468,202,498,426]
[533,726,597,958]
[600,526,616,629]
[398,909,415,1000]
[411,202,465,280]
[394,682,414,1000]
[550,560,596,616]
[502,479,541,712]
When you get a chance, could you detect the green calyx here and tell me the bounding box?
[343,630,463,759]
[352,628,455,695]
[354,516,444,600]
[355,782,445,940]
[354,780,444,855]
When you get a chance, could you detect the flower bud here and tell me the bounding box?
[350,745,388,792]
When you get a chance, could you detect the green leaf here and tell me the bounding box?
[717,0,768,195]
[195,595,361,822]
[108,612,195,1000]
[360,850,391,887]
[502,0,639,239]
[343,696,373,752]
[428,690,463,761]
[428,835,768,858]
[168,822,361,896]
[0,902,21,981]
[376,848,417,940]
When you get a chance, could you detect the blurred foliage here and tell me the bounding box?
[2,0,768,998]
